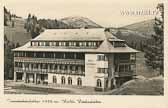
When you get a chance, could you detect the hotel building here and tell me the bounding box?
[13,28,138,91]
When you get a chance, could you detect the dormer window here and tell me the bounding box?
[113,41,125,47]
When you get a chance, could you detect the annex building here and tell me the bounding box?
[13,28,138,91]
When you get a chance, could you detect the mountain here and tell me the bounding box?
[60,16,102,28]
[108,19,155,51]
[121,19,155,36]
[38,19,73,29]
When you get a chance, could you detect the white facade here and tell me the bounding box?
[13,29,138,91]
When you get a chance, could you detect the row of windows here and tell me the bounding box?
[115,64,135,72]
[31,41,101,47]
[53,76,102,87]
[15,62,85,72]
[53,76,82,86]
[97,68,108,73]
[97,54,108,61]
[14,52,85,59]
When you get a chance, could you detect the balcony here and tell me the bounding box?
[114,60,136,65]
[114,71,136,77]
[14,57,85,65]
[14,67,85,76]
[95,72,108,78]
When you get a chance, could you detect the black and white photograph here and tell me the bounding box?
[3,0,164,96]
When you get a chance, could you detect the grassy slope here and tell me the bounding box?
[4,18,32,46]
[122,19,155,36]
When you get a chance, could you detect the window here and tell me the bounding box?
[60,65,66,72]
[72,66,77,73]
[62,42,66,46]
[125,65,130,72]
[70,42,76,46]
[76,42,79,47]
[119,65,124,72]
[68,77,72,85]
[65,42,69,46]
[32,42,38,46]
[15,62,18,67]
[83,42,86,46]
[113,41,125,47]
[97,68,108,73]
[97,79,102,87]
[88,42,92,47]
[49,42,53,46]
[41,42,45,46]
[59,42,66,46]
[130,53,136,60]
[61,76,66,84]
[25,63,29,69]
[33,52,36,57]
[46,42,49,46]
[97,55,108,61]
[33,64,38,69]
[93,42,96,46]
[77,78,82,86]
[39,42,42,46]
[119,64,131,72]
[32,42,34,46]
[53,76,57,83]
[56,42,59,46]
[79,42,82,46]
[42,64,47,69]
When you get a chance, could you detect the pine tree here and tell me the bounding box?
[144,3,164,76]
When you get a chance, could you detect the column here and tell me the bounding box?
[22,63,25,71]
[34,73,37,84]
[29,63,31,71]
[113,78,117,88]
[57,65,60,73]
[67,65,70,74]
[48,64,50,73]
[14,72,17,82]
[23,72,26,83]
[38,63,41,71]
[108,78,111,89]
[78,66,81,74]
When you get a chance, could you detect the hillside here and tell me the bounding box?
[4,18,32,46]
[121,19,155,36]
[108,19,155,50]
[60,16,102,28]
[38,19,72,29]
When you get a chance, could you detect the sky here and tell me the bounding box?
[2,0,161,27]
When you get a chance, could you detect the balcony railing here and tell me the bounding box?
[14,67,85,76]
[114,60,136,65]
[14,57,85,65]
[114,71,136,77]
[95,72,108,78]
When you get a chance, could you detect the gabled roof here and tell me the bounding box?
[13,29,139,53]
